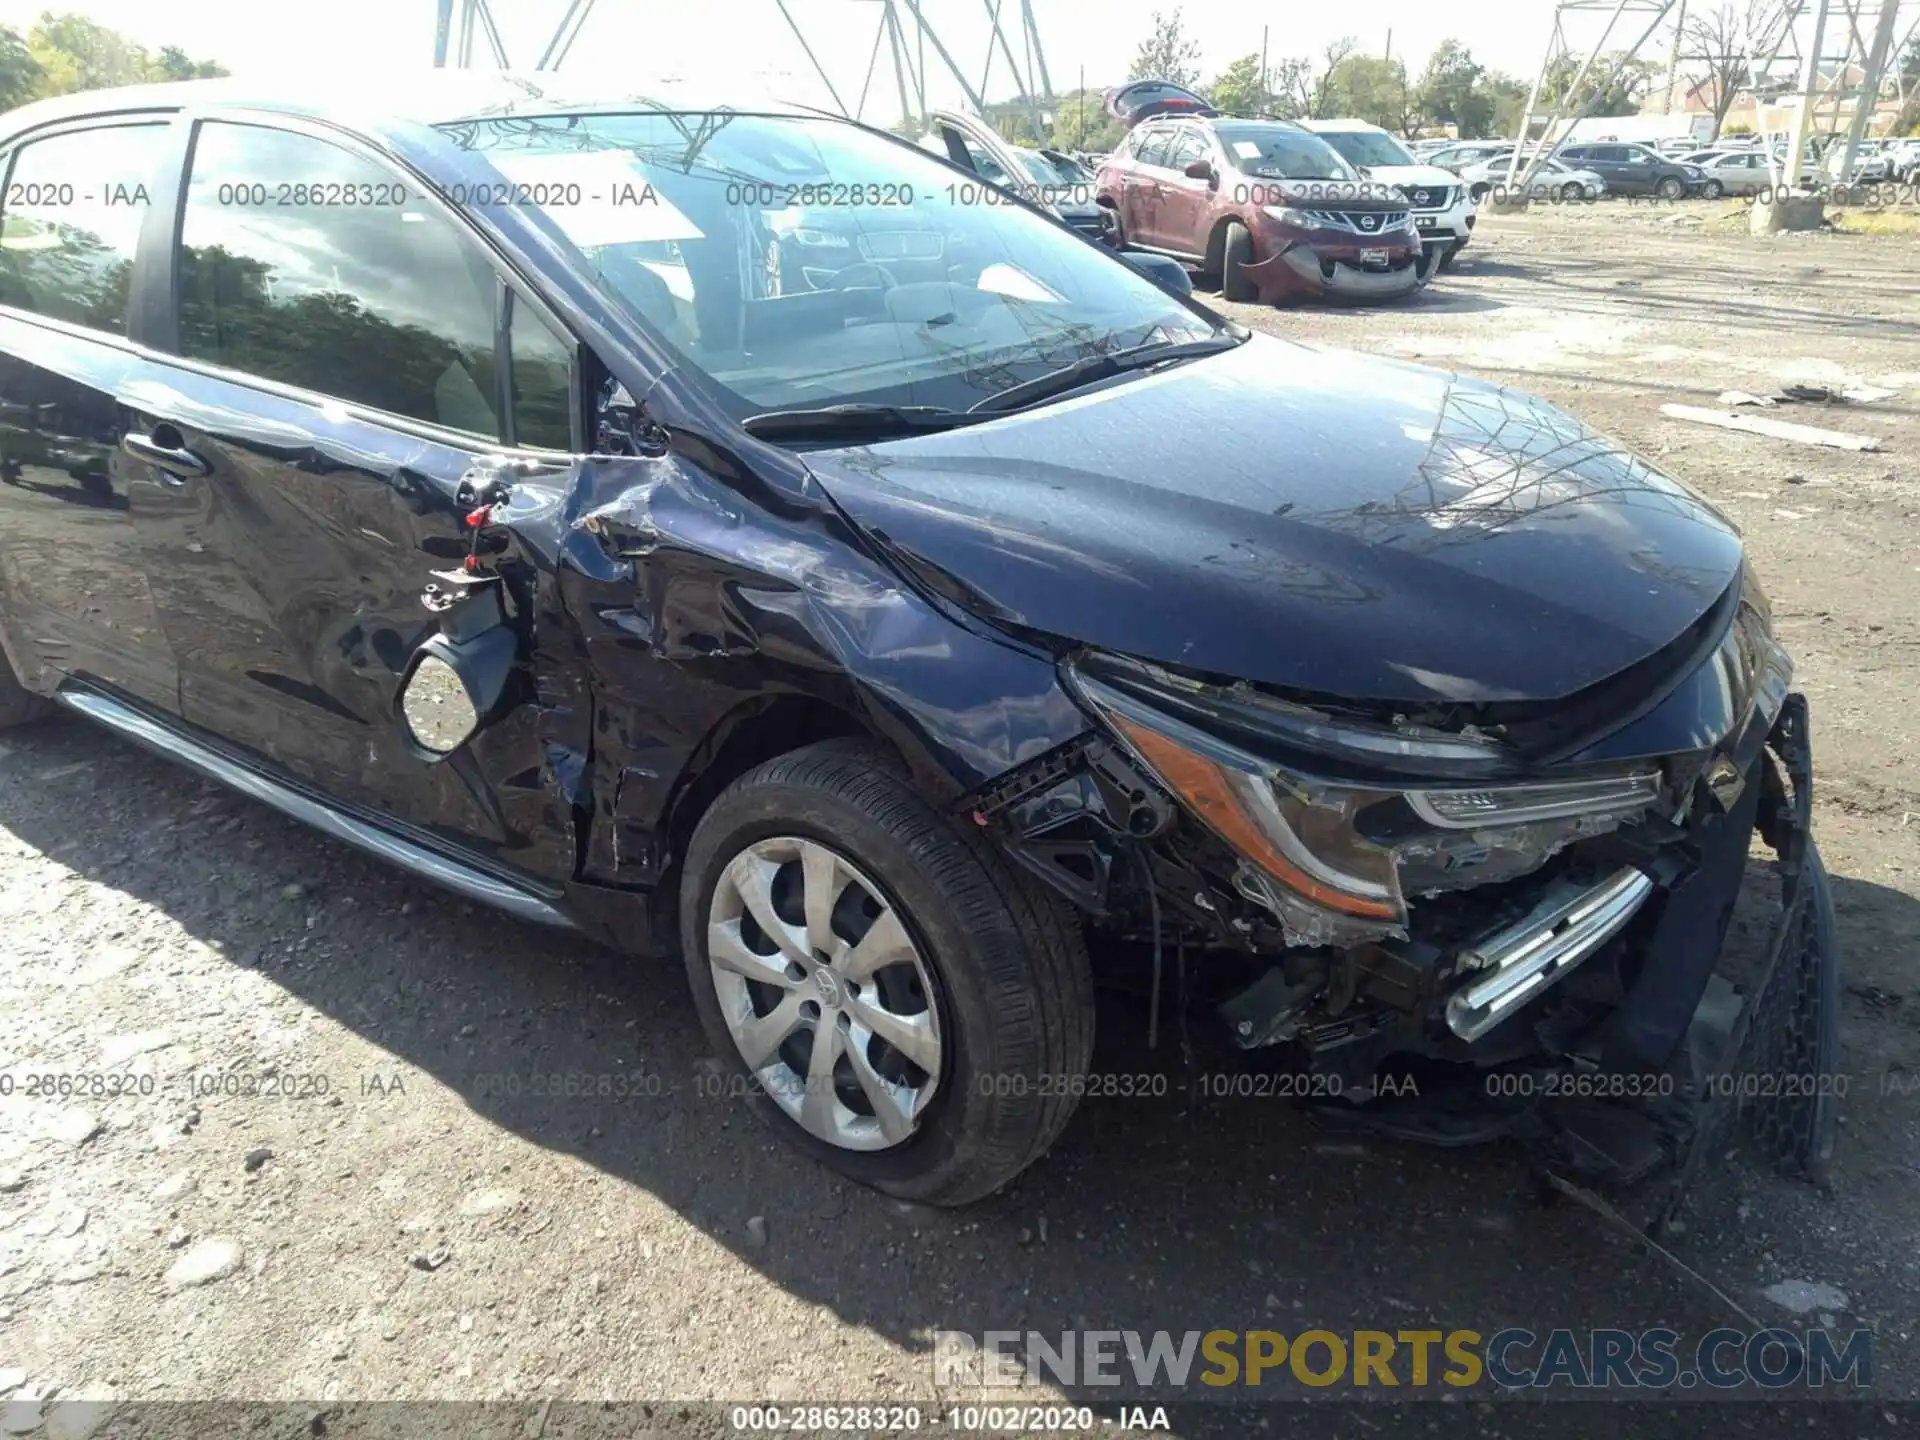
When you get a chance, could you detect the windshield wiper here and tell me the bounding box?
[742,404,971,441]
[969,333,1244,416]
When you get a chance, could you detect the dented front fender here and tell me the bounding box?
[491,445,1092,906]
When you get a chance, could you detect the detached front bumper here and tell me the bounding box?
[1301,693,1838,1212]
[1242,243,1423,304]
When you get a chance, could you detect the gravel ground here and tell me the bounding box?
[0,200,1916,1433]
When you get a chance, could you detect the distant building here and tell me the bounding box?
[1678,63,1902,137]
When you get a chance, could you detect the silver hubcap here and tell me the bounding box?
[707,837,943,1151]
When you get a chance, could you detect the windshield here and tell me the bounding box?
[1317,130,1415,168]
[439,111,1216,420]
[1020,150,1090,187]
[1213,123,1358,181]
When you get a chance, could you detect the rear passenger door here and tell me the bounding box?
[1154,128,1212,259]
[0,119,181,713]
[130,115,580,879]
[1127,126,1174,246]
[1596,146,1647,194]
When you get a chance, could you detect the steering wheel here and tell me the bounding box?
[830,261,899,293]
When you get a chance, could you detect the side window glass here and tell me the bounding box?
[177,121,501,437]
[0,124,170,336]
[961,140,1009,185]
[1169,131,1204,170]
[508,297,573,450]
[1135,129,1172,168]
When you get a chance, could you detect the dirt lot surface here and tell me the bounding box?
[1,200,1917,1432]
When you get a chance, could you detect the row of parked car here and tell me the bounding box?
[800,85,1918,316]
[1412,131,1920,197]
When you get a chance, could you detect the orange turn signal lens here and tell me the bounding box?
[1109,712,1401,921]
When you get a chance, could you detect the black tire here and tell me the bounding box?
[1220,220,1257,303]
[1469,181,1492,203]
[1560,182,1582,203]
[1435,244,1457,274]
[678,738,1095,1206]
[1657,176,1685,201]
[1703,179,1724,199]
[1097,202,1125,250]
[0,641,50,728]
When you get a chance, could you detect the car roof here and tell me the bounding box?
[1199,115,1308,133]
[0,70,823,141]
[1295,118,1387,134]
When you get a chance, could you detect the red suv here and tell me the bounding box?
[1095,81,1422,305]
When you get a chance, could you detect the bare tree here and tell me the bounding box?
[1682,1,1790,138]
[1309,36,1357,118]
[1128,8,1203,89]
[1266,56,1314,117]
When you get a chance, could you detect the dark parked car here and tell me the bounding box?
[1094,80,1422,303]
[0,75,1834,1206]
[769,112,1120,293]
[1553,142,1708,199]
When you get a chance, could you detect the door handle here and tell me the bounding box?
[122,431,210,479]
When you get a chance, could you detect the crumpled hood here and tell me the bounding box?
[803,334,1744,707]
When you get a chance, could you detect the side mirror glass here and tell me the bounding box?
[1183,159,1213,181]
[401,653,480,755]
[397,608,520,762]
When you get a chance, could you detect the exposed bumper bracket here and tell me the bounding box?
[1445,867,1655,1042]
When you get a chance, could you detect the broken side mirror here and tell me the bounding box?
[1183,158,1214,181]
[1119,249,1193,297]
[401,572,520,760]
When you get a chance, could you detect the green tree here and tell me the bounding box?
[151,44,224,81]
[1415,40,1498,138]
[1542,49,1659,117]
[0,27,43,110]
[19,11,226,102]
[1048,89,1125,152]
[1208,53,1265,117]
[1128,8,1202,89]
[1486,72,1532,136]
[29,12,150,92]
[1320,53,1414,133]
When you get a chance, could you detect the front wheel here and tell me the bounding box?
[0,640,50,728]
[1560,182,1582,203]
[679,740,1095,1206]
[1657,176,1685,201]
[1220,221,1257,303]
[1703,179,1724,199]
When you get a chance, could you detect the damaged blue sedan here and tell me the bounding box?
[0,76,1836,1208]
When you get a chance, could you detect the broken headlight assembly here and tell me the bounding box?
[1067,662,1662,948]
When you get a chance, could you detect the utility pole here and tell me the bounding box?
[1663,0,1689,112]
[1836,0,1902,177]
[1259,25,1269,114]
[1783,0,1832,184]
[432,0,454,66]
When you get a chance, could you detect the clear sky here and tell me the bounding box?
[0,0,1575,122]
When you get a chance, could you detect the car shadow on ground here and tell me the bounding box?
[1,717,1902,1402]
